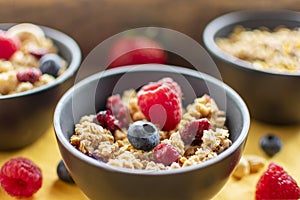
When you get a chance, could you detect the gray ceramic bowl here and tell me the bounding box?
[54,65,249,200]
[0,23,81,150]
[203,10,300,124]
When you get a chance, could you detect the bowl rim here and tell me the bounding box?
[203,9,300,77]
[54,64,250,176]
[0,23,82,99]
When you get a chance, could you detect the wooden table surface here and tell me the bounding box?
[0,119,299,200]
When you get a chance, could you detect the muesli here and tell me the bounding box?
[0,23,67,95]
[70,78,232,170]
[216,26,300,73]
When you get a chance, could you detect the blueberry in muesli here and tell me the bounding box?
[39,53,63,77]
[259,134,282,157]
[127,121,160,151]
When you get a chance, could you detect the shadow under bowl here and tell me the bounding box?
[54,64,249,200]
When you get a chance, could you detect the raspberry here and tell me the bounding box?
[0,157,42,198]
[96,110,121,132]
[158,77,182,99]
[256,162,300,200]
[0,31,20,60]
[137,78,182,131]
[180,118,211,145]
[107,94,129,128]
[108,36,167,68]
[153,143,180,166]
[16,68,42,83]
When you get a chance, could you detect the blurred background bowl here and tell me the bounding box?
[54,65,249,200]
[203,10,300,124]
[0,23,81,150]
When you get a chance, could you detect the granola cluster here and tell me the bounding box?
[70,90,232,171]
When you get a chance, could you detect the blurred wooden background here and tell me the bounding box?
[1,0,299,59]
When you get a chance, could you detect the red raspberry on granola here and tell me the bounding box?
[137,78,182,131]
[0,31,20,60]
[158,77,182,99]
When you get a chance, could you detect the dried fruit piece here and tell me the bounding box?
[96,110,120,132]
[153,143,180,166]
[16,68,42,83]
[0,157,42,198]
[260,134,282,157]
[29,48,48,59]
[107,94,129,128]
[57,160,74,184]
[127,121,159,151]
[180,118,210,145]
[256,162,300,200]
[137,78,182,131]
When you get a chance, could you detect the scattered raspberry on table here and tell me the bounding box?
[0,157,42,198]
[255,162,300,200]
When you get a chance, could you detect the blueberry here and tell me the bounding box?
[39,53,62,77]
[259,134,282,157]
[127,121,160,151]
[57,160,75,184]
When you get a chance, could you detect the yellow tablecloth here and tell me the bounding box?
[0,119,299,200]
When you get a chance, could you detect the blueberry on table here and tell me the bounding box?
[127,121,160,151]
[39,53,63,77]
[259,134,282,157]
[57,160,75,184]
